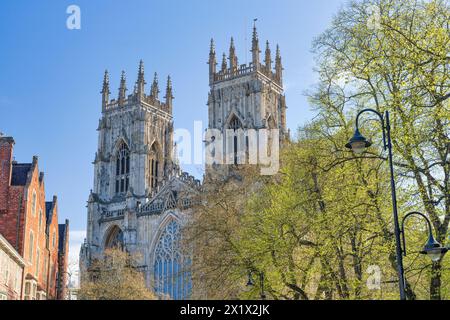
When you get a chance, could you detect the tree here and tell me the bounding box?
[310,0,450,299]
[185,0,449,300]
[186,132,398,300]
[184,167,268,299]
[240,126,400,300]
[78,248,156,300]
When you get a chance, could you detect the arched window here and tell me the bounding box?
[154,220,191,300]
[105,226,124,250]
[115,142,130,194]
[31,191,37,216]
[228,115,243,165]
[149,143,160,191]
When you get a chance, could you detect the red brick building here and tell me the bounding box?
[0,135,69,300]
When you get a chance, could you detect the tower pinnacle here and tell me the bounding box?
[118,71,127,106]
[229,37,238,71]
[208,38,217,84]
[101,70,110,110]
[275,45,283,84]
[164,75,174,113]
[251,19,260,69]
[221,53,227,72]
[150,72,160,100]
[136,60,146,101]
[264,40,272,71]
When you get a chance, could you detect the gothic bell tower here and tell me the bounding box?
[93,61,175,201]
[81,61,176,272]
[206,24,288,175]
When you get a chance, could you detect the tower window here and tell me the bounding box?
[115,142,130,194]
[149,144,161,191]
[229,116,241,131]
[228,115,243,165]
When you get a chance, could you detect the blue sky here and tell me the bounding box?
[0,0,346,253]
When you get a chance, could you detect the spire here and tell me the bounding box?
[208,38,217,84]
[150,72,160,100]
[136,60,146,100]
[275,45,283,84]
[229,37,238,71]
[264,40,272,71]
[164,75,174,113]
[118,71,127,106]
[101,70,110,110]
[251,19,260,69]
[221,53,227,72]
[209,38,216,58]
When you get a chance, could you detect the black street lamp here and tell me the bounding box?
[401,212,448,262]
[346,108,406,300]
[247,271,266,300]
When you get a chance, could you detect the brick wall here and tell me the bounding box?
[0,137,69,300]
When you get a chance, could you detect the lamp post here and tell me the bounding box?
[346,109,406,299]
[401,212,448,262]
[346,109,449,300]
[246,271,266,300]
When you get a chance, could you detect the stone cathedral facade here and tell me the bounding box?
[80,26,287,300]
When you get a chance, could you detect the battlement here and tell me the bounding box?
[208,23,283,87]
[212,62,281,85]
[104,92,171,112]
[101,61,174,114]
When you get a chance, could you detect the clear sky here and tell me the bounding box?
[0,0,346,271]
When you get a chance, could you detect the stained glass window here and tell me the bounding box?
[154,220,191,300]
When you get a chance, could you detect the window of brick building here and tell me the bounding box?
[39,209,43,232]
[43,255,48,285]
[35,248,40,277]
[32,283,37,300]
[24,282,31,300]
[31,190,37,216]
[28,231,34,262]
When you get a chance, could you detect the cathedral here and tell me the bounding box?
[79,25,287,300]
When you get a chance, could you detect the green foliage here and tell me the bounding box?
[310,0,450,300]
[186,0,449,300]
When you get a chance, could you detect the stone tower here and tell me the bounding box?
[81,61,199,300]
[92,62,175,204]
[206,24,288,176]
